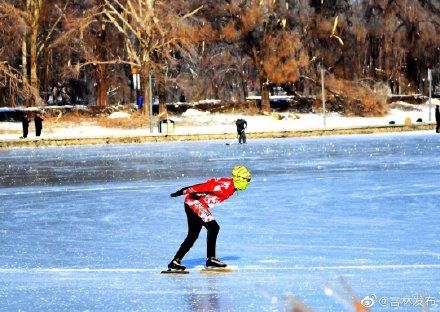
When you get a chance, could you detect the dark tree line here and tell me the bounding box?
[0,0,439,116]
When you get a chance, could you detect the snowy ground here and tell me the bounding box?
[0,99,439,140]
[0,133,439,311]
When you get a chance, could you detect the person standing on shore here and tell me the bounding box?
[34,112,44,137]
[435,105,440,133]
[235,118,247,144]
[179,92,186,103]
[21,113,31,139]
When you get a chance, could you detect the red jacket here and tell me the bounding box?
[183,178,235,222]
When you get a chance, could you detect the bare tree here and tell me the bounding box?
[0,0,68,105]
[48,1,128,108]
[0,61,41,106]
[203,0,308,112]
[360,0,440,93]
[103,0,203,117]
[184,43,251,101]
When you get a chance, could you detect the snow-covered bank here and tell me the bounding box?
[0,99,438,141]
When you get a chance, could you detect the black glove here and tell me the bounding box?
[170,189,184,197]
[189,193,203,200]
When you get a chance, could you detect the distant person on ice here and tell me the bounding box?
[167,166,251,271]
[34,112,44,137]
[235,118,247,144]
[436,105,440,133]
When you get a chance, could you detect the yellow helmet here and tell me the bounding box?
[232,166,251,191]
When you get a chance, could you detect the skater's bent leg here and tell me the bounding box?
[205,220,220,258]
[174,205,203,260]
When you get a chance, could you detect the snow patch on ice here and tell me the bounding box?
[258,259,286,264]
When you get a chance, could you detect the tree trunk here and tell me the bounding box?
[355,49,361,80]
[21,32,28,83]
[384,37,390,82]
[341,54,347,80]
[96,64,108,108]
[260,79,270,113]
[158,82,167,119]
[30,31,38,90]
[241,78,248,100]
[21,36,28,107]
[371,37,378,79]
[44,50,51,100]
[252,48,270,112]
[19,0,31,106]
[142,70,151,119]
[29,0,43,98]
[96,8,107,108]
[239,64,248,99]
[239,57,248,99]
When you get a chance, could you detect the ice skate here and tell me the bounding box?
[206,257,227,268]
[168,258,186,270]
[161,259,189,274]
[201,258,232,274]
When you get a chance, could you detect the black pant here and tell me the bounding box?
[238,130,246,144]
[22,124,28,138]
[174,204,220,260]
[436,122,440,133]
[36,125,42,137]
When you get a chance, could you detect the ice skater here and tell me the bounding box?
[167,166,251,271]
[436,105,440,133]
[235,118,247,144]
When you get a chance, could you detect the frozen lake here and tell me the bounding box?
[1,133,439,311]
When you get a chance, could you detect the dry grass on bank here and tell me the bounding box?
[44,111,153,129]
[96,113,152,129]
[315,77,389,117]
[0,129,20,134]
[41,102,263,130]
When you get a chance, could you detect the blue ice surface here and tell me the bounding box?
[0,132,439,311]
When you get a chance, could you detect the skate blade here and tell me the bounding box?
[200,267,232,274]
[161,269,189,274]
